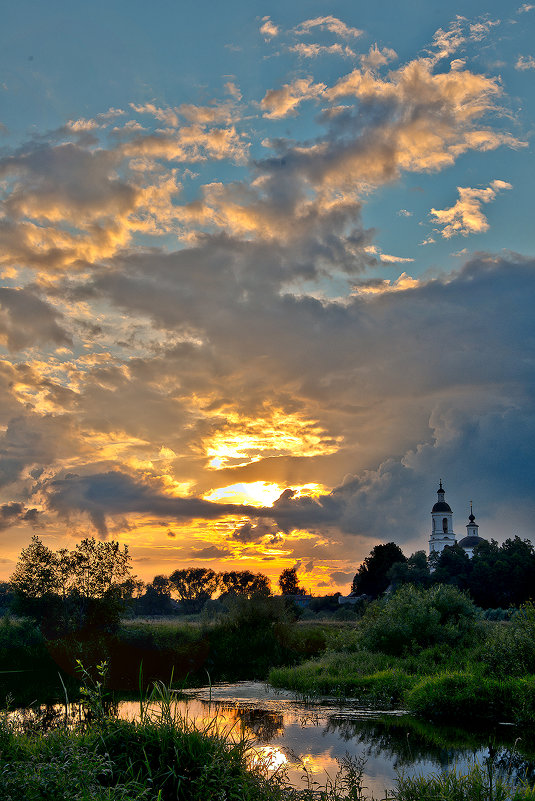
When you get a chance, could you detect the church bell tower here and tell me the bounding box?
[429,480,456,555]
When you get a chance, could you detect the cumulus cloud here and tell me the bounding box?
[232,520,280,543]
[0,502,39,530]
[260,77,326,118]
[359,44,398,70]
[294,16,363,40]
[0,288,71,351]
[46,470,263,537]
[516,55,535,70]
[430,179,512,238]
[260,16,279,40]
[0,17,532,578]
[290,43,355,59]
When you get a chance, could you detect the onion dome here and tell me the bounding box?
[432,480,451,512]
[432,501,452,512]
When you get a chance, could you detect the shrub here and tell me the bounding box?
[406,671,535,724]
[359,584,481,656]
[480,602,535,678]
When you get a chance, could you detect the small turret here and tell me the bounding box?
[458,503,481,558]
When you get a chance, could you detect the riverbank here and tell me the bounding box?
[2,681,535,801]
[269,589,535,727]
[1,587,535,728]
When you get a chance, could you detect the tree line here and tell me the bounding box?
[5,536,308,633]
[352,536,535,608]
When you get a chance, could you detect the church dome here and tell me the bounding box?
[432,500,452,513]
[458,535,480,548]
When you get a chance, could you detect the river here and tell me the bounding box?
[116,681,535,795]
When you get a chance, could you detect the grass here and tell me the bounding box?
[2,698,535,801]
[394,763,535,801]
[270,594,535,728]
[269,646,535,726]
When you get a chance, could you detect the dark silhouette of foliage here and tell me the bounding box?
[136,575,174,616]
[10,535,137,636]
[219,570,271,598]
[352,542,407,598]
[168,567,219,612]
[278,566,306,595]
[431,543,472,591]
[388,550,431,588]
[468,536,535,608]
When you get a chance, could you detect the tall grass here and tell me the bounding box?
[2,667,535,801]
[394,762,535,801]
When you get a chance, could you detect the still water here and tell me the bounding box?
[118,682,534,795]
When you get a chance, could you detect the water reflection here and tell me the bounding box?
[125,682,534,795]
[9,681,535,795]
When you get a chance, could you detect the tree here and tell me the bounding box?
[469,536,535,608]
[10,535,136,636]
[352,542,407,598]
[69,538,133,599]
[219,571,271,598]
[137,574,174,616]
[10,536,59,598]
[278,567,306,596]
[388,550,431,588]
[168,567,219,612]
[431,544,472,591]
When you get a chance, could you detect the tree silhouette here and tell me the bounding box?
[168,567,219,612]
[278,566,306,595]
[352,542,406,598]
[219,570,271,598]
[10,535,136,636]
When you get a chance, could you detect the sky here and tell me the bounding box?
[0,0,534,594]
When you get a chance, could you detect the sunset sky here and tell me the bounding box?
[1,0,534,593]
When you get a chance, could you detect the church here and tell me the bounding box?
[429,481,483,558]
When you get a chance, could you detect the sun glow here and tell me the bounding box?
[203,481,328,507]
[204,408,342,469]
[203,481,285,507]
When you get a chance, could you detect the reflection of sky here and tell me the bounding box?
[118,682,493,795]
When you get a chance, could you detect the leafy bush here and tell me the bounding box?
[480,602,535,678]
[406,672,535,724]
[359,584,481,656]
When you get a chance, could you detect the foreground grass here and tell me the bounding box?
[2,710,535,801]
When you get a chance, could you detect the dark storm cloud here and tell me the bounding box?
[46,470,263,537]
[0,288,71,351]
[35,252,535,544]
[232,521,279,543]
[0,502,39,530]
[190,544,232,558]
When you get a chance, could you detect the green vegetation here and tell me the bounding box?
[1,667,534,801]
[10,536,137,638]
[394,763,535,801]
[270,587,535,727]
[350,538,535,608]
[1,682,534,801]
